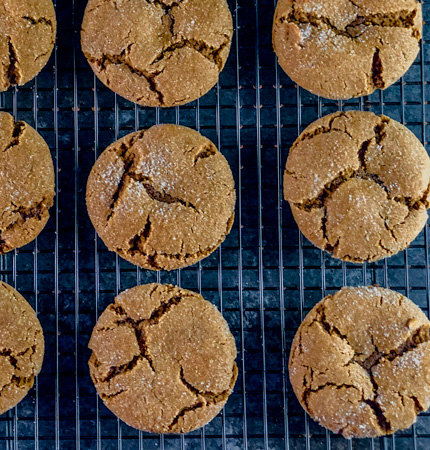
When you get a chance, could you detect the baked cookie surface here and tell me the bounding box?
[86,124,235,271]
[289,286,430,438]
[0,112,55,253]
[0,282,44,415]
[284,111,430,263]
[81,0,233,107]
[273,0,422,99]
[89,283,238,434]
[0,0,56,91]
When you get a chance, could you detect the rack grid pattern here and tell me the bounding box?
[0,0,430,448]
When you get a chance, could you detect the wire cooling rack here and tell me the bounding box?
[1,0,430,448]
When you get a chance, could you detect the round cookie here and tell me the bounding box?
[81,0,233,107]
[0,112,55,253]
[273,0,422,100]
[284,111,430,263]
[0,282,44,415]
[88,283,238,434]
[86,124,235,271]
[289,286,430,438]
[0,0,56,91]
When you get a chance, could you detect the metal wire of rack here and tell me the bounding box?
[0,0,430,449]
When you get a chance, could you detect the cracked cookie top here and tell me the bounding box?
[0,112,55,254]
[289,286,430,438]
[86,124,235,271]
[0,0,56,91]
[81,0,233,107]
[0,282,44,415]
[273,0,422,99]
[284,111,430,263]
[88,283,238,433]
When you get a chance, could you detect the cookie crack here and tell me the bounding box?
[91,0,121,13]
[290,112,348,149]
[85,52,165,104]
[21,16,54,31]
[106,132,145,223]
[147,295,183,325]
[293,169,355,212]
[167,400,206,431]
[0,340,37,391]
[0,344,38,369]
[379,211,398,243]
[99,354,144,384]
[358,139,372,169]
[179,365,236,403]
[302,382,361,412]
[35,48,54,63]
[193,145,217,166]
[372,48,384,89]
[346,11,421,40]
[374,115,389,146]
[310,304,429,433]
[0,375,34,394]
[346,0,360,7]
[0,197,52,253]
[6,37,21,86]
[120,166,200,211]
[106,137,199,225]
[99,388,128,400]
[8,198,50,222]
[93,293,186,384]
[168,364,237,431]
[313,302,350,342]
[118,211,235,269]
[364,395,391,433]
[359,325,429,371]
[139,179,198,210]
[410,395,425,413]
[86,30,229,105]
[291,117,390,213]
[150,37,230,72]
[0,350,18,370]
[395,182,430,210]
[128,215,152,255]
[309,304,392,432]
[291,115,427,228]
[315,302,430,372]
[281,6,420,41]
[145,0,184,6]
[3,120,25,152]
[143,0,228,71]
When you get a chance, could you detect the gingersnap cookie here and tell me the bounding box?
[89,283,238,434]
[0,112,55,253]
[284,111,430,263]
[290,286,430,438]
[0,282,44,415]
[273,0,422,100]
[0,0,56,91]
[86,124,235,271]
[81,0,233,107]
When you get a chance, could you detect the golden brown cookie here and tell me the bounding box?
[289,286,430,438]
[273,0,422,100]
[0,0,56,91]
[0,282,44,415]
[86,124,235,271]
[88,283,238,434]
[0,112,55,253]
[284,111,430,263]
[81,0,233,107]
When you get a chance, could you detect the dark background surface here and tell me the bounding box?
[1,0,430,448]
